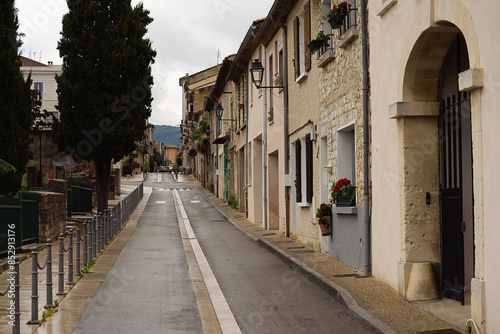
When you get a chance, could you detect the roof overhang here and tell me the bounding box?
[212,135,231,144]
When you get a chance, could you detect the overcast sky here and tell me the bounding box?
[15,0,274,126]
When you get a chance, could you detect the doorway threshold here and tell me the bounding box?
[414,292,471,330]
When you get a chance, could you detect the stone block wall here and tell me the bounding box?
[37,192,66,243]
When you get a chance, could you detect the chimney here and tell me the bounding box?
[48,61,53,66]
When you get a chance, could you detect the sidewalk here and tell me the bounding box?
[196,185,465,334]
[0,184,152,334]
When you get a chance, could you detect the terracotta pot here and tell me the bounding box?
[319,216,331,236]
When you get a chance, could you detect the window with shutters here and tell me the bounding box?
[295,134,313,205]
[293,1,311,82]
[34,82,43,100]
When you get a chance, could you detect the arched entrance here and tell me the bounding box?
[395,22,475,304]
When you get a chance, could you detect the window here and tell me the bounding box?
[269,52,274,111]
[278,46,284,78]
[293,1,311,80]
[337,123,356,185]
[295,134,313,203]
[34,82,43,100]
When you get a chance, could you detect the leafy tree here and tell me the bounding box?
[0,1,33,196]
[153,148,164,166]
[54,0,156,212]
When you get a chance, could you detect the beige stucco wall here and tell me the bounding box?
[370,0,500,331]
[265,29,286,231]
[247,47,265,224]
[287,0,322,250]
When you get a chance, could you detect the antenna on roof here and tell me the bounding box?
[217,49,220,65]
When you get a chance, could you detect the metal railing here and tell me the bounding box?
[6,182,144,334]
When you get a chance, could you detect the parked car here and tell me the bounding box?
[158,166,168,172]
[167,164,175,173]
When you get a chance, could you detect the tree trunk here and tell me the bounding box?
[95,158,111,214]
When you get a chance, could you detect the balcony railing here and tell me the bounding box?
[339,8,358,37]
[317,33,335,58]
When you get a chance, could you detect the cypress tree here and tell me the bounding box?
[0,0,33,196]
[54,0,156,212]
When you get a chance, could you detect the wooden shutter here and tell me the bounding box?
[304,1,311,72]
[305,134,313,203]
[295,139,302,202]
[293,16,300,79]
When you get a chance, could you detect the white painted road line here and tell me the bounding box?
[173,190,242,334]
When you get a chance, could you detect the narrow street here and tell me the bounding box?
[72,174,379,333]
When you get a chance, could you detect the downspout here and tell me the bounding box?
[271,15,290,237]
[263,47,268,230]
[360,0,371,275]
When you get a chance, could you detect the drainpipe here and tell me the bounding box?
[272,16,290,237]
[263,47,268,230]
[360,0,371,276]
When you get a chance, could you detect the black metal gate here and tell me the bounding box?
[440,91,469,305]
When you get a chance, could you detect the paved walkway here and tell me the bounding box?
[0,181,150,334]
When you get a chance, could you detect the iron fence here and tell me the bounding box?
[67,180,92,217]
[3,182,144,334]
[0,193,40,255]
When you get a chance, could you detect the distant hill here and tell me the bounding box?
[153,125,182,148]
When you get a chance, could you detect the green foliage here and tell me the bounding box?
[176,152,182,166]
[0,159,17,174]
[40,306,57,324]
[53,0,156,212]
[229,195,238,210]
[190,120,210,142]
[0,1,33,196]
[152,125,181,147]
[143,160,150,173]
[153,148,163,166]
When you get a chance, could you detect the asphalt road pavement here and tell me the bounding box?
[73,174,380,333]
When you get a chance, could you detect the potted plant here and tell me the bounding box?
[331,178,356,206]
[274,73,283,86]
[316,202,332,236]
[323,2,352,30]
[308,31,329,53]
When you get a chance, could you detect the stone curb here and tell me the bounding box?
[197,187,399,334]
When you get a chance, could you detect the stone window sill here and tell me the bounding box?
[332,206,358,215]
[338,28,359,49]
[297,202,311,207]
[295,71,308,84]
[317,51,335,68]
[376,0,397,16]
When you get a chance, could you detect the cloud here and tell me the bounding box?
[16,0,274,126]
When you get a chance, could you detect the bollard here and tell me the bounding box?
[29,247,39,324]
[83,221,88,269]
[104,210,108,245]
[45,239,54,308]
[67,229,74,285]
[76,228,81,277]
[107,209,111,243]
[100,213,105,250]
[57,233,66,295]
[14,257,20,334]
[89,219,94,261]
[92,217,97,259]
[96,215,101,253]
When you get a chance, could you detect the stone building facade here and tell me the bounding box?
[316,0,368,268]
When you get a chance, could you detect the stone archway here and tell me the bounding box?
[392,18,483,307]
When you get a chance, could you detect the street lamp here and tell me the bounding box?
[249,59,284,89]
[215,102,224,121]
